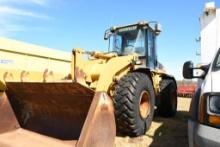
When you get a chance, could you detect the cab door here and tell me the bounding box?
[211,49,220,92]
[147,30,157,69]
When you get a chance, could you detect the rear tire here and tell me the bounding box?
[158,79,177,117]
[113,72,155,136]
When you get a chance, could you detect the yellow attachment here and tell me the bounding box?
[72,48,138,92]
[151,72,162,94]
[90,51,117,60]
[72,48,104,84]
[0,81,6,92]
[95,55,136,91]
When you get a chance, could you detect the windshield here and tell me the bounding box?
[112,28,145,56]
[213,49,220,70]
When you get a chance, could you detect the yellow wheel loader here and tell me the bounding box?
[0,21,177,147]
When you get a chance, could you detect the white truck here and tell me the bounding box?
[183,47,220,147]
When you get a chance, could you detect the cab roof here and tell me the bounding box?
[110,21,161,35]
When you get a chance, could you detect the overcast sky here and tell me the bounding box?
[0,0,219,80]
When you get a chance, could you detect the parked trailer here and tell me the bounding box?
[177,85,197,98]
[0,38,71,83]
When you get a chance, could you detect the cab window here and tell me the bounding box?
[214,50,220,70]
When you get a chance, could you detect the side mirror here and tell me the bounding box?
[183,61,194,79]
[182,61,210,79]
[155,23,162,35]
[200,64,210,74]
[104,29,112,40]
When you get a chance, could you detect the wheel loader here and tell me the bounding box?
[0,21,177,147]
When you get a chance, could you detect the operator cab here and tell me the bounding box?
[104,21,161,69]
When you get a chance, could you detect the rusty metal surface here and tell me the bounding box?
[0,128,77,147]
[0,93,20,134]
[77,92,116,147]
[5,82,94,140]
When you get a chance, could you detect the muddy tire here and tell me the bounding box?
[113,72,155,136]
[158,79,177,117]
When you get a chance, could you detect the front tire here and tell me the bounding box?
[113,72,155,136]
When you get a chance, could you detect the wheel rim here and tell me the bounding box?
[139,91,150,119]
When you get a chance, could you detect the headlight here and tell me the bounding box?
[208,95,220,127]
[198,93,220,128]
[209,95,220,114]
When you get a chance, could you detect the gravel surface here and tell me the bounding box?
[115,97,191,147]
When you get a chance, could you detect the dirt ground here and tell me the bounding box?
[115,97,191,147]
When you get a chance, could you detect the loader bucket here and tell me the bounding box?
[0,82,116,147]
